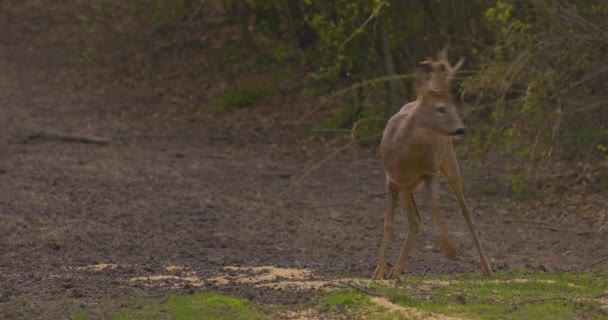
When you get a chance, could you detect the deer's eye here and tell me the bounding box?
[437,106,447,114]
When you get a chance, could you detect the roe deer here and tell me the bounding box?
[372,48,493,279]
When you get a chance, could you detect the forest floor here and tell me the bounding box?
[0,1,606,319]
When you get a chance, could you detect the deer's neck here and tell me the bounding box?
[407,105,437,146]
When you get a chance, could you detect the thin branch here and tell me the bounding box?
[331,74,415,97]
[570,65,608,89]
[553,8,605,35]
[326,281,384,297]
[332,68,481,98]
[510,296,607,316]
[22,131,111,145]
[508,297,567,312]
[339,1,388,48]
[579,257,608,271]
[186,0,206,22]
[350,117,384,142]
[574,100,608,113]
[499,50,532,100]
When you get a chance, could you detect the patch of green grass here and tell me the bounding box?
[374,270,608,320]
[324,291,370,309]
[71,310,89,320]
[317,291,380,319]
[108,293,268,320]
[71,271,607,320]
[319,286,432,320]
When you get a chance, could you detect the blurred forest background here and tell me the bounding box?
[76,0,608,197]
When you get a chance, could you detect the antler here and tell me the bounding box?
[437,48,464,85]
[421,56,444,91]
[421,47,465,91]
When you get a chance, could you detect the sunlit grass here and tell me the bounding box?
[365,270,608,319]
[109,293,269,320]
[72,270,608,320]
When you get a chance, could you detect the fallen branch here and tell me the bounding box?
[508,297,608,316]
[509,297,567,310]
[326,281,384,297]
[578,257,608,271]
[23,131,111,145]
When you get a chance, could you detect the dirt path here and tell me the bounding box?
[1,2,606,319]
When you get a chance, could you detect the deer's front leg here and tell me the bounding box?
[372,182,399,280]
[441,145,493,276]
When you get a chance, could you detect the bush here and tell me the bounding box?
[462,1,608,179]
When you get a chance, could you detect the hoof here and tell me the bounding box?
[388,264,405,278]
[442,239,456,259]
[372,264,388,280]
[481,260,494,276]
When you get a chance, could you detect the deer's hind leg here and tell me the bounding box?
[372,181,399,279]
[389,188,422,278]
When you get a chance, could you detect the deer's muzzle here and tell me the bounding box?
[451,128,466,136]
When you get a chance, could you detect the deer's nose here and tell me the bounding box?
[452,128,466,135]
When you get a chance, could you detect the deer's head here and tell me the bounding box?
[414,48,466,136]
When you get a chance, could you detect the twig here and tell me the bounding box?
[339,1,388,48]
[332,74,415,97]
[22,131,111,145]
[277,134,380,198]
[332,70,477,97]
[569,65,608,89]
[327,281,384,297]
[507,297,567,312]
[287,200,364,209]
[579,257,608,271]
[186,0,206,22]
[350,117,384,142]
[508,296,608,316]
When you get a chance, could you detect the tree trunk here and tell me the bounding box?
[286,0,316,48]
[239,1,253,48]
[380,17,400,110]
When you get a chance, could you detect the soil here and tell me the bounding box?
[0,2,606,319]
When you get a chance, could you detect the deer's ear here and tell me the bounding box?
[414,68,428,97]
